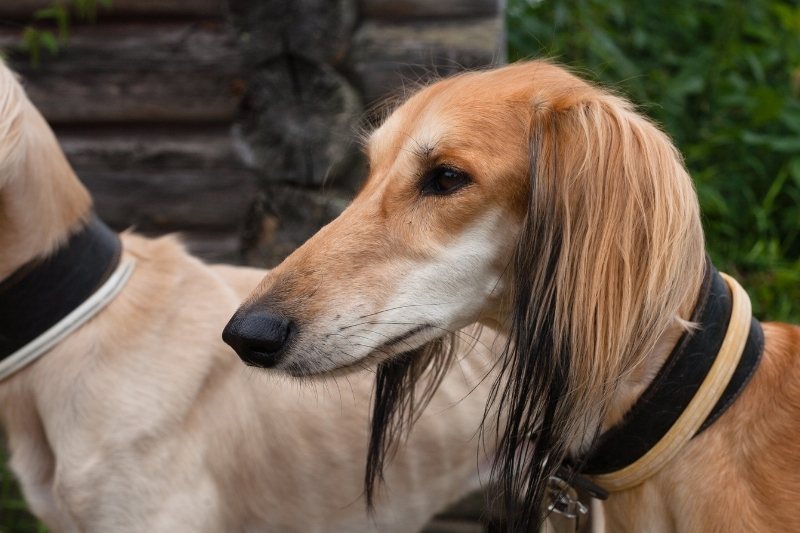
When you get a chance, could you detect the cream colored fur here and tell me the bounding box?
[0,62,499,532]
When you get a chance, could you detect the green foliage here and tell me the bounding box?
[508,0,800,322]
[21,0,111,66]
[1,445,44,532]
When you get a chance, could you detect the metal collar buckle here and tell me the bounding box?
[545,474,588,532]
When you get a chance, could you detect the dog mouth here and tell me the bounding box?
[381,323,433,349]
[285,324,436,377]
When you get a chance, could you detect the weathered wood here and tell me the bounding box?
[0,0,227,19]
[1,22,243,123]
[54,127,251,261]
[228,0,357,66]
[348,18,506,104]
[56,126,242,172]
[241,185,349,268]
[83,167,256,232]
[55,126,255,232]
[359,0,502,19]
[235,57,363,186]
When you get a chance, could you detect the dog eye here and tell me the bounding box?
[419,166,471,196]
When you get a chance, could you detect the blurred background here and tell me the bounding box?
[1,0,798,530]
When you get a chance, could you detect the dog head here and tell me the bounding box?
[225,61,706,525]
[223,65,539,374]
[225,61,702,377]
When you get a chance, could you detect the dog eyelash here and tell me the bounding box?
[418,165,472,196]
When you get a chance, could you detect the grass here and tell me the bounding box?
[1,446,43,532]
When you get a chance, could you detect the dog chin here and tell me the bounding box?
[282,324,442,378]
[283,362,327,378]
[281,355,370,379]
[281,343,408,378]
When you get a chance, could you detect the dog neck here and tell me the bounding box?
[0,95,91,280]
[574,264,763,492]
[594,258,710,437]
[602,313,694,434]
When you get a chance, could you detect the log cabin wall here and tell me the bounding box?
[1,0,505,266]
[0,3,505,529]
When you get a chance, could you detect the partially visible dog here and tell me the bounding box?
[0,61,500,532]
[227,60,800,531]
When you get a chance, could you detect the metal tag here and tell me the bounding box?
[544,474,589,533]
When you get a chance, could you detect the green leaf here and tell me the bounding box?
[73,0,99,22]
[741,131,800,152]
[21,26,41,68]
[790,157,800,188]
[33,6,61,20]
[39,31,59,55]
[56,5,70,42]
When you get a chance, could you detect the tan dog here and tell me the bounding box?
[0,62,501,532]
[228,61,800,531]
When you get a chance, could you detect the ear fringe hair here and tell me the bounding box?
[484,114,577,530]
[484,91,705,530]
[365,335,457,509]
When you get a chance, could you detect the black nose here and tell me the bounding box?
[222,309,295,368]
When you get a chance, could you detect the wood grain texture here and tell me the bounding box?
[228,0,356,66]
[55,127,255,232]
[359,0,502,19]
[2,22,243,123]
[83,167,255,231]
[234,57,363,186]
[56,127,242,172]
[0,0,227,18]
[349,18,506,104]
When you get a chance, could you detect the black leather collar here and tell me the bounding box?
[568,261,764,492]
[0,214,121,360]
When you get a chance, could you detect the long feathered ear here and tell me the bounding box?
[486,87,706,530]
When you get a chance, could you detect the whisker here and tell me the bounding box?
[357,302,460,320]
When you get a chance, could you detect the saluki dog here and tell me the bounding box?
[0,61,501,532]
[226,61,800,532]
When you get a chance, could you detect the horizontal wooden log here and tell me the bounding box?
[348,18,506,104]
[359,0,502,19]
[84,168,256,232]
[55,126,242,172]
[0,0,227,19]
[54,127,255,232]
[1,22,243,123]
